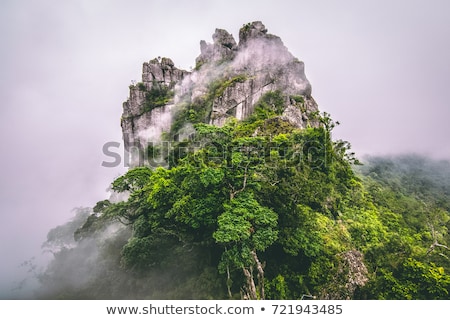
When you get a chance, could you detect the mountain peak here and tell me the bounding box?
[121,22,319,166]
[238,21,270,45]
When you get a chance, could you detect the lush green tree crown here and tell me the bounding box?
[38,91,450,299]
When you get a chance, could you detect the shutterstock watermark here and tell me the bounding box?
[101,137,329,170]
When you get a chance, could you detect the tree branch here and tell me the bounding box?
[229,163,249,199]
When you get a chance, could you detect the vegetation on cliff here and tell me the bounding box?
[37,90,450,299]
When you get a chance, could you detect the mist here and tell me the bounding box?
[1,0,450,298]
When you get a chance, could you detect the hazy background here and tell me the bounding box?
[1,0,449,297]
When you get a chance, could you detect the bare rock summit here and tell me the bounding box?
[121,21,320,166]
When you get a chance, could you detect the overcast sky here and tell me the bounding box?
[1,0,449,297]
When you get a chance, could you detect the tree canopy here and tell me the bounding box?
[37,91,450,299]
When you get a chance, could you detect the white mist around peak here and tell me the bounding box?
[233,38,293,72]
[132,30,313,155]
[137,104,174,144]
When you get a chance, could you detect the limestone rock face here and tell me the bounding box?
[121,58,189,164]
[121,21,320,166]
[197,21,317,126]
[142,57,187,88]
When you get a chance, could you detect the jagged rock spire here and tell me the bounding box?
[239,21,269,46]
[196,28,238,67]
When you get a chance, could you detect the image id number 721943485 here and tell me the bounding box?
[271,304,343,315]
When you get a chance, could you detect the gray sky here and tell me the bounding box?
[1,0,449,296]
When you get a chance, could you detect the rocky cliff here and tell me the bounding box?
[121,21,320,166]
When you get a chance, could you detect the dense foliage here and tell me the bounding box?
[37,91,450,299]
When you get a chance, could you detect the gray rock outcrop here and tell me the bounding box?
[195,28,238,67]
[204,21,316,126]
[121,21,320,166]
[121,57,189,165]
